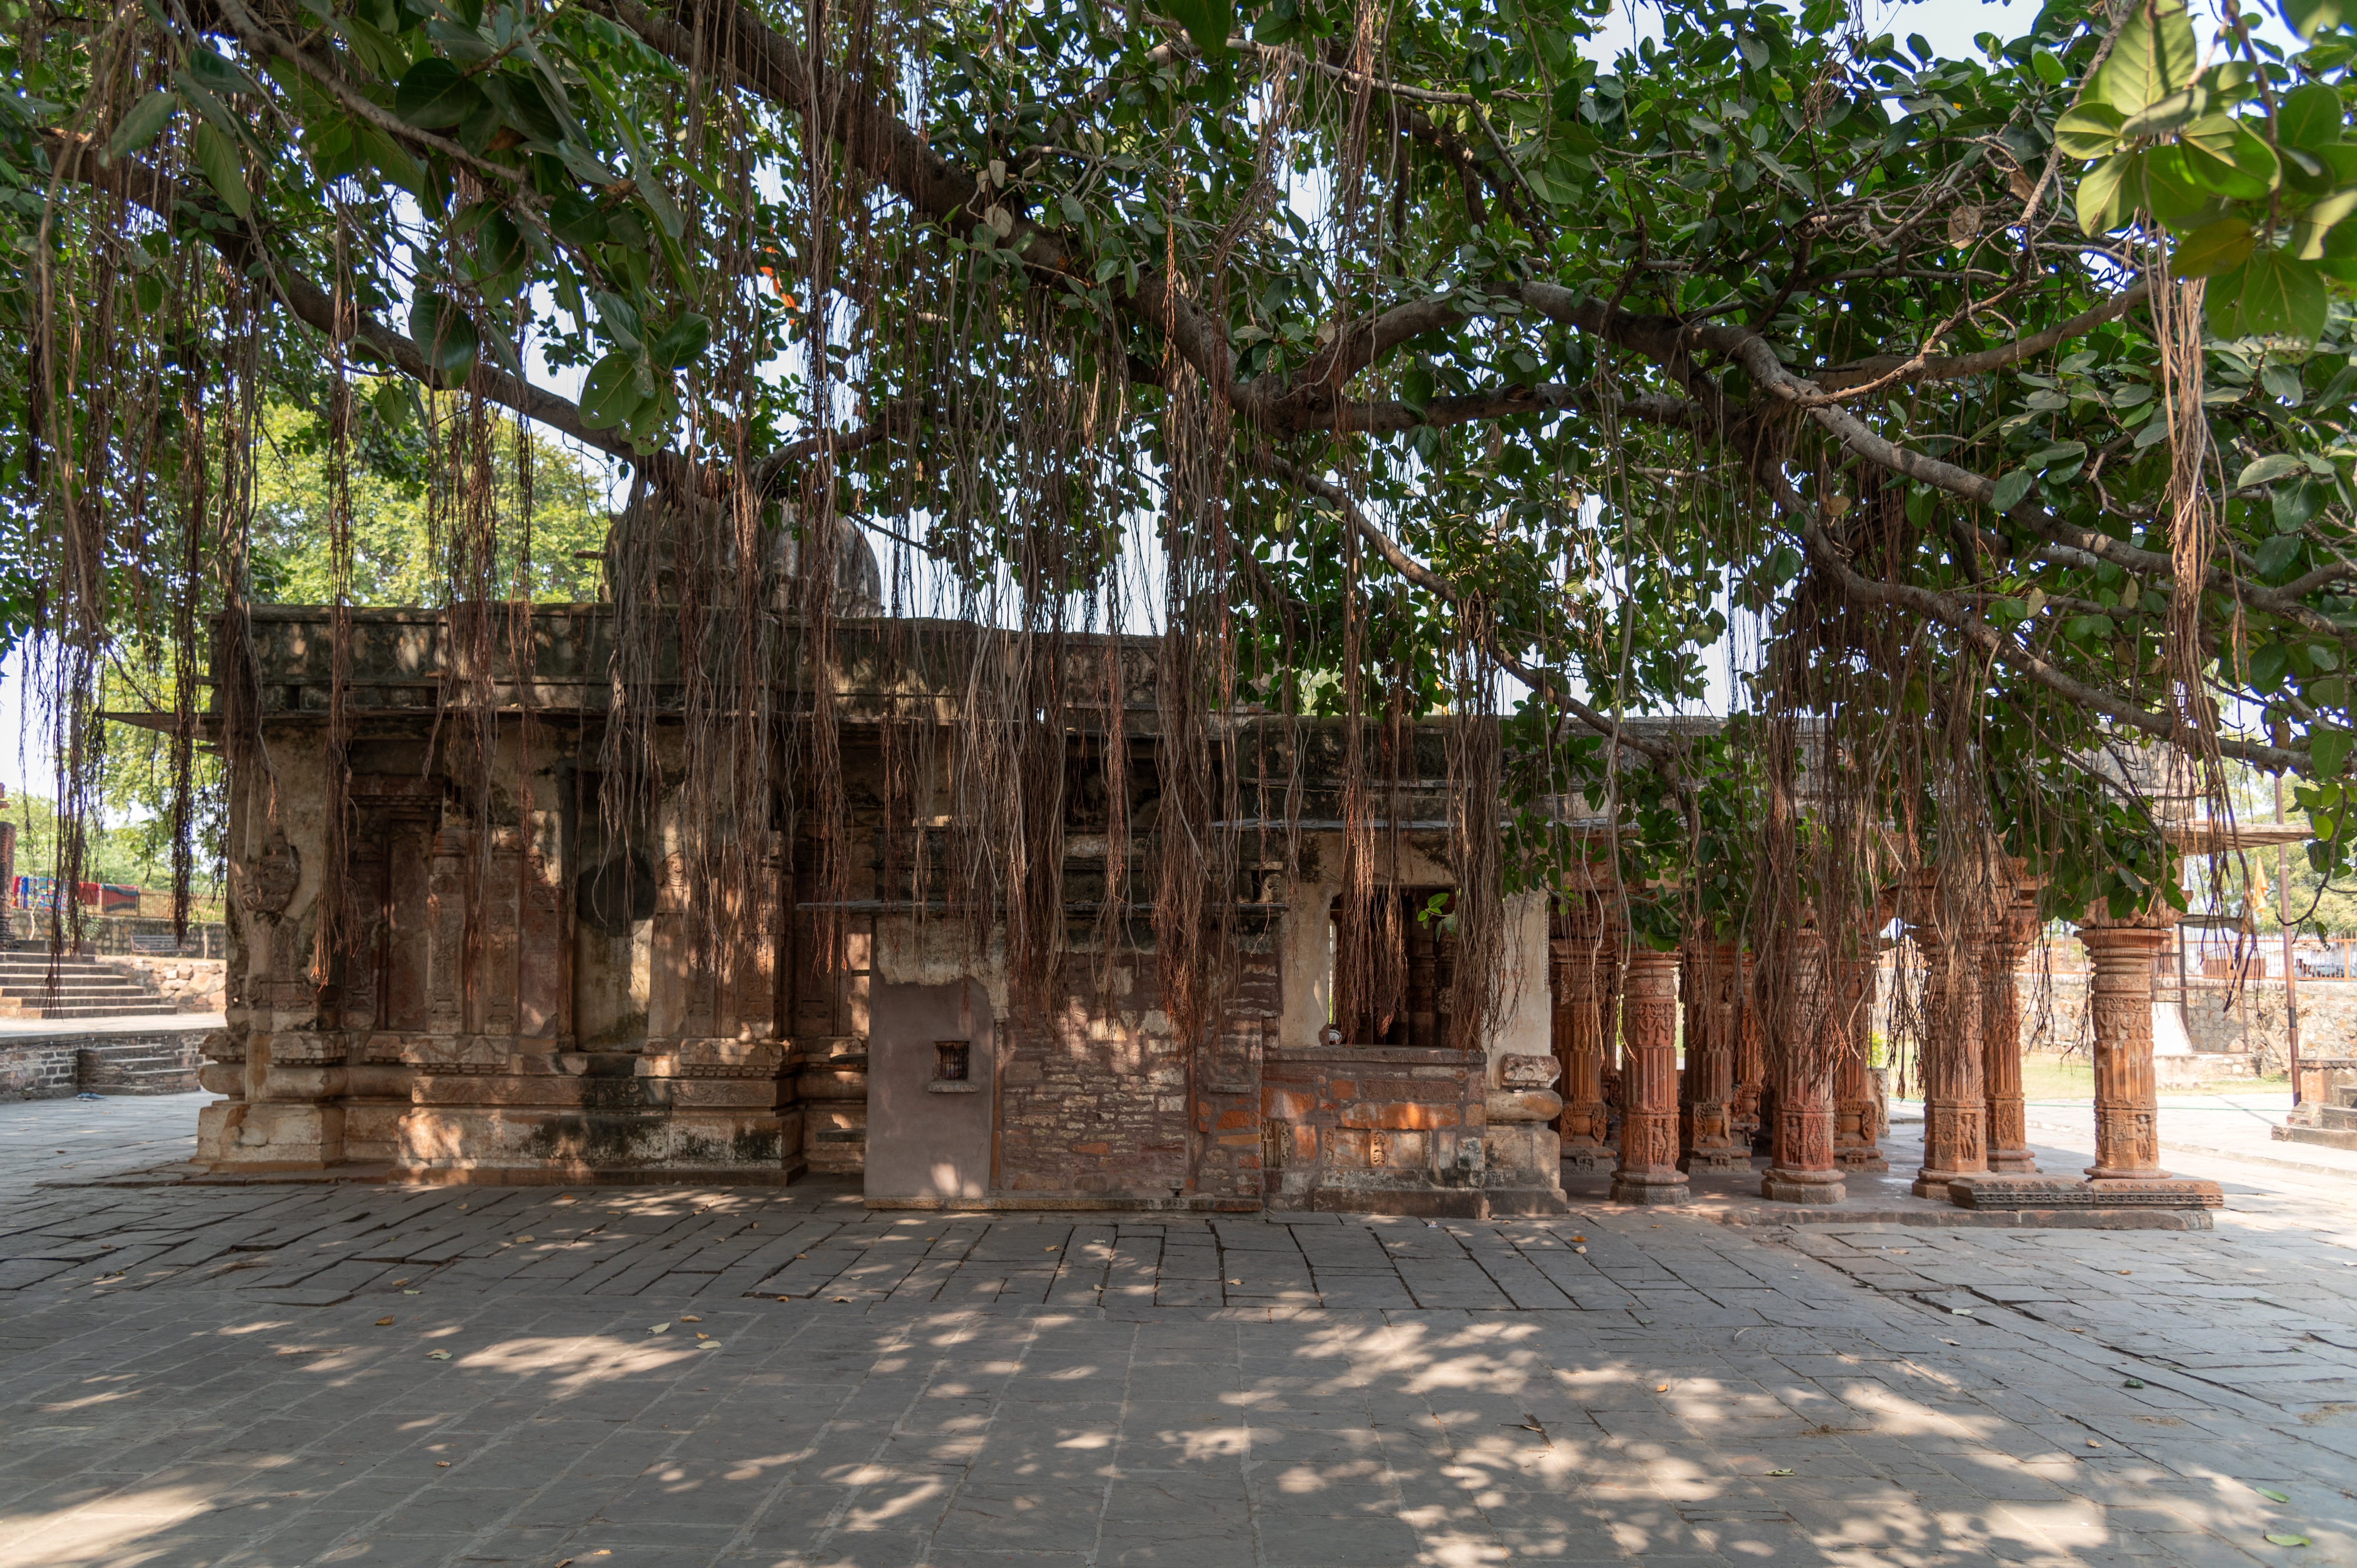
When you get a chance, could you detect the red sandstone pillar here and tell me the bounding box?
[1832,937,1887,1172]
[1760,926,1844,1203]
[1910,924,1994,1201]
[2079,919,2175,1184]
[1612,946,1689,1204]
[1983,865,2040,1174]
[1553,896,1614,1173]
[1680,938,1744,1172]
[1732,948,1765,1151]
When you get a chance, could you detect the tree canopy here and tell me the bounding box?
[7,0,2357,979]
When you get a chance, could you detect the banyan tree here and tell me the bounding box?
[4,0,2354,1200]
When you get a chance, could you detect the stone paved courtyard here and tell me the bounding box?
[3,1096,2356,1566]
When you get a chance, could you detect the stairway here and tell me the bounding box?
[2275,1082,2357,1152]
[0,951,175,1020]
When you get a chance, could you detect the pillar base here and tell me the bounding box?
[1911,1168,1987,1202]
[1760,1167,1845,1204]
[1560,1138,1610,1173]
[1681,1151,1746,1174]
[1988,1147,2038,1174]
[1610,1171,1691,1206]
[1948,1175,2222,1211]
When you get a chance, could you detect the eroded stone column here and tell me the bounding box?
[1984,864,2040,1174]
[1554,896,1614,1173]
[1680,938,1744,1172]
[2081,919,2174,1183]
[1912,928,1993,1200]
[1733,948,1766,1152]
[1612,946,1688,1204]
[1832,936,1887,1172]
[1760,926,1844,1204]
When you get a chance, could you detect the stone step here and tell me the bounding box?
[2276,1123,2357,1152]
[0,981,160,997]
[0,1001,188,1019]
[2316,1103,2357,1130]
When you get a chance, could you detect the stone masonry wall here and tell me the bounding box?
[995,957,1192,1199]
[109,956,228,1012]
[0,1030,208,1099]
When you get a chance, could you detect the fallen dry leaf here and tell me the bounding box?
[647,1322,672,1334]
[425,1350,451,1361]
[403,1289,421,1296]
[2086,1439,2102,1448]
[680,1315,702,1322]
[516,1235,535,1244]
[832,1297,851,1303]
[375,1317,395,1326]
[435,1460,450,1468]
[1766,1468,1794,1477]
[1655,1384,1669,1393]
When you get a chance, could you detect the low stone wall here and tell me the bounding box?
[1262,1043,1494,1216]
[4,912,229,958]
[1873,969,2357,1077]
[107,955,227,1012]
[0,1028,208,1099]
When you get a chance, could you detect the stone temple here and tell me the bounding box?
[182,596,2226,1221]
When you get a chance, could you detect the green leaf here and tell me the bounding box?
[1164,0,1235,57]
[2311,731,2351,780]
[2282,0,2349,37]
[2279,83,2347,155]
[2264,1533,2311,1548]
[2032,51,2065,87]
[2255,1487,2292,1503]
[103,90,179,164]
[2212,250,2330,342]
[650,312,711,369]
[2054,103,2127,158]
[580,349,648,428]
[478,71,563,145]
[192,122,250,218]
[2239,454,2309,488]
[2142,146,2222,226]
[2181,115,2281,199]
[2172,218,2256,277]
[1992,468,2035,513]
[2252,642,2292,690]
[2077,150,2141,235]
[548,190,608,247]
[2255,533,2305,580]
[406,292,480,381]
[2120,83,2209,139]
[2093,1,2198,115]
[396,58,486,130]
[2066,614,2119,642]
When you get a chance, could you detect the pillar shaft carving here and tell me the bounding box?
[1760,926,1843,1203]
[1831,941,1886,1171]
[2079,922,2172,1182]
[1984,868,2041,1174]
[1553,896,1614,1173]
[1732,949,1765,1150]
[1612,946,1689,1205]
[1906,874,1996,1200]
[1679,939,1744,1172]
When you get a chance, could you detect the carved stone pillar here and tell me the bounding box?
[1832,937,1887,1172]
[1612,946,1689,1204]
[1733,948,1766,1152]
[1680,939,1744,1172]
[1553,896,1614,1172]
[2080,920,2174,1183]
[1983,864,2040,1174]
[1760,926,1844,1203]
[1904,864,1995,1202]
